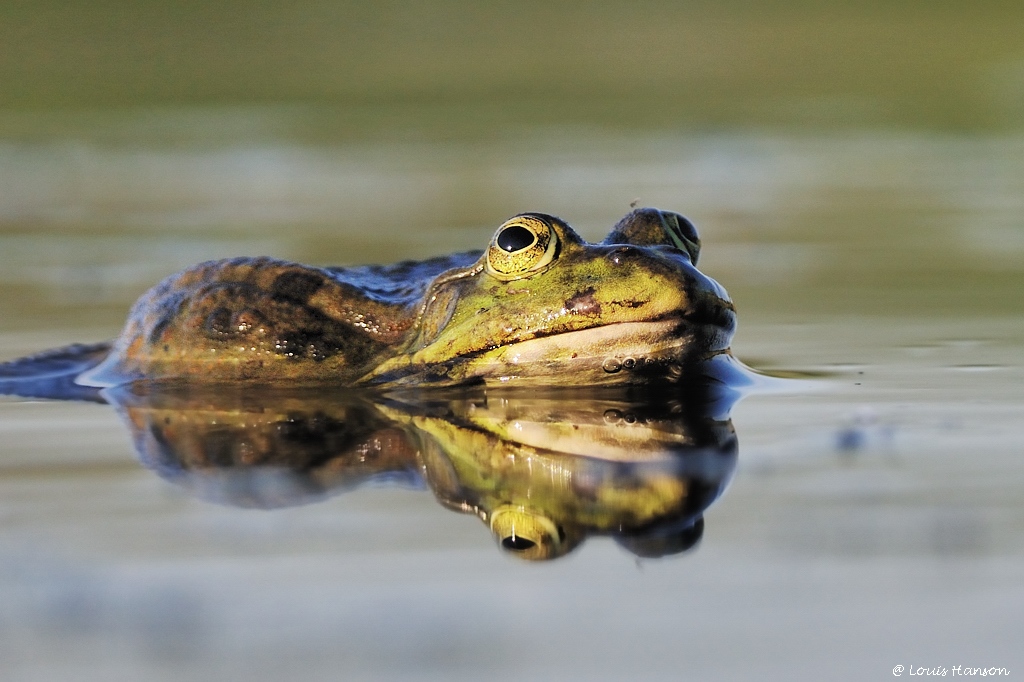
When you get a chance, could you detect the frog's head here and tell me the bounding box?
[366,208,735,387]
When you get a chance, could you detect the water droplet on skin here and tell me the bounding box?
[622,357,636,370]
[602,358,621,373]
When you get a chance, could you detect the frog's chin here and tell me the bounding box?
[371,318,725,388]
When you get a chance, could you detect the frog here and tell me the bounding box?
[2,207,736,391]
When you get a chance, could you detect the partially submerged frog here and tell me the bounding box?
[6,208,736,390]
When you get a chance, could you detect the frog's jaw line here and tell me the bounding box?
[367,320,710,388]
[474,320,692,385]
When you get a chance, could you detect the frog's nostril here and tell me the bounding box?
[607,245,634,264]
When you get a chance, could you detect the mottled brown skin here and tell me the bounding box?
[106,257,411,383]
[70,208,736,388]
[81,252,481,385]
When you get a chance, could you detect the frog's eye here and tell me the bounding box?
[485,215,559,281]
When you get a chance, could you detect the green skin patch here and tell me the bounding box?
[71,208,735,389]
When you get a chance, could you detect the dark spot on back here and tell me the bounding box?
[271,271,325,305]
[148,314,175,344]
[272,306,361,363]
[204,307,234,336]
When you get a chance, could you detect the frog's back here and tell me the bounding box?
[76,253,479,387]
[326,251,480,302]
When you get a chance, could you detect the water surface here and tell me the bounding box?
[2,127,1022,681]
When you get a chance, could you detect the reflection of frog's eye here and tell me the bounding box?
[486,215,559,281]
[489,505,566,560]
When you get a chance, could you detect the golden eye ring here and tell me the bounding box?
[485,215,559,281]
[489,505,563,560]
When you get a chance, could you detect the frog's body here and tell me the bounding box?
[5,208,736,391]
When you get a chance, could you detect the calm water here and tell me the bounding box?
[3,3,1024,680]
[2,126,1022,681]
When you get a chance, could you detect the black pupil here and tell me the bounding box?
[502,535,537,551]
[497,225,536,252]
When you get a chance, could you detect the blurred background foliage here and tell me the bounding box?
[2,0,1023,138]
[0,1,1023,333]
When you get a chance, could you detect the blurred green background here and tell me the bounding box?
[3,0,1023,134]
[1,0,1023,336]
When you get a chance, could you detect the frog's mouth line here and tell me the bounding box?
[480,319,695,373]
[371,318,727,387]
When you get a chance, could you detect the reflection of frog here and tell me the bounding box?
[112,387,422,508]
[100,373,739,561]
[3,208,734,390]
[391,385,737,560]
